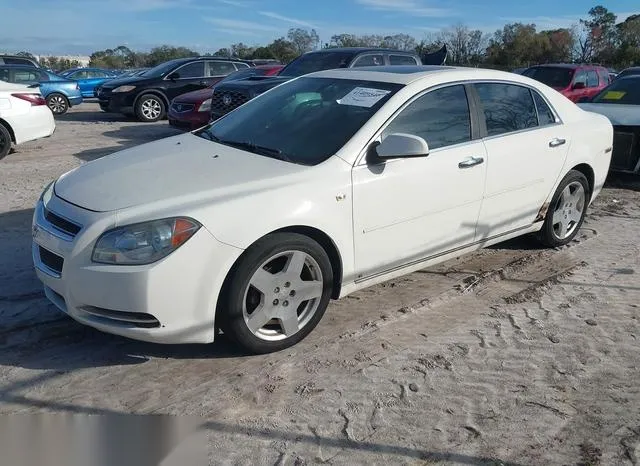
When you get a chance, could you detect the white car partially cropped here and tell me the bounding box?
[32,66,613,353]
[0,80,55,160]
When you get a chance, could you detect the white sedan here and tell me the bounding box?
[32,66,613,353]
[0,80,55,160]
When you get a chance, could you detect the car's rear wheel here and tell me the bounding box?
[135,94,165,122]
[46,93,68,115]
[220,233,333,354]
[538,170,589,247]
[0,123,12,160]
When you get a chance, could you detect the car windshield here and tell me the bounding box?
[591,78,640,105]
[144,59,187,78]
[523,67,575,89]
[279,51,356,77]
[196,77,402,165]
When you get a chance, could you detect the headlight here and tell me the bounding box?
[198,98,211,113]
[112,85,136,93]
[92,217,200,265]
[40,180,55,204]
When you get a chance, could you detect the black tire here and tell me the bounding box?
[0,123,12,160]
[46,93,69,115]
[538,170,590,248]
[220,232,334,354]
[135,94,165,122]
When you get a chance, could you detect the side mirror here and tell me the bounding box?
[572,82,586,90]
[167,72,180,81]
[372,133,430,160]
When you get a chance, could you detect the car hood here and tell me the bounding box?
[214,76,292,96]
[54,133,307,212]
[101,76,151,89]
[578,103,640,126]
[173,87,213,104]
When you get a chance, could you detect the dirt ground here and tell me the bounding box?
[1,102,639,466]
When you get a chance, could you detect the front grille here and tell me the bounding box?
[211,89,249,116]
[171,102,195,113]
[612,126,640,172]
[39,246,64,274]
[78,306,161,328]
[45,208,82,237]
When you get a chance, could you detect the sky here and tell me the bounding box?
[0,0,638,56]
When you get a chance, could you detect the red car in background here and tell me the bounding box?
[522,64,611,102]
[168,64,283,130]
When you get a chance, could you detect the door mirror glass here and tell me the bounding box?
[572,81,586,90]
[374,133,430,159]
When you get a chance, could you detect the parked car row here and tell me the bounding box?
[0,65,83,114]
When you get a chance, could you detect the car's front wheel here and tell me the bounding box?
[220,233,333,354]
[46,93,69,115]
[135,94,165,122]
[538,170,590,247]
[0,123,12,160]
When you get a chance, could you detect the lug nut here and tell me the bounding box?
[283,301,289,307]
[274,287,280,293]
[273,299,279,306]
[289,290,296,297]
[284,282,291,288]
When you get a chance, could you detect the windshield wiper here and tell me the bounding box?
[207,135,295,163]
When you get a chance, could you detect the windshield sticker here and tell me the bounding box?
[602,90,626,100]
[337,87,391,107]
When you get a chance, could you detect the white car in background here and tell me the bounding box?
[0,80,55,160]
[32,66,613,354]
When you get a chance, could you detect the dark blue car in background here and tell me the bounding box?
[0,64,83,115]
[59,67,116,98]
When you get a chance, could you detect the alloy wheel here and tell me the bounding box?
[141,98,162,120]
[242,250,324,341]
[48,95,67,114]
[551,181,586,240]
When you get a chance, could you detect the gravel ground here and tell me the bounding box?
[1,103,639,465]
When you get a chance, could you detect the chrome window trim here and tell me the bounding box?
[355,78,564,166]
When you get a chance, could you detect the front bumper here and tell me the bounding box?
[168,108,210,131]
[98,89,135,114]
[32,194,243,344]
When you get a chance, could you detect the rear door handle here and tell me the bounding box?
[458,156,484,169]
[549,138,566,148]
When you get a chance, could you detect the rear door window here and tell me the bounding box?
[352,54,384,67]
[586,70,599,88]
[389,55,418,65]
[207,61,236,76]
[475,83,538,136]
[12,69,40,83]
[573,70,587,86]
[532,91,556,126]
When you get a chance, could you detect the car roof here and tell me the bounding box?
[527,63,607,70]
[308,65,525,85]
[304,47,416,55]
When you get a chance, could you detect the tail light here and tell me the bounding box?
[11,93,46,106]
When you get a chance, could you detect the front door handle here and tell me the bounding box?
[458,156,485,169]
[549,138,566,148]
